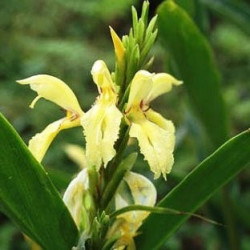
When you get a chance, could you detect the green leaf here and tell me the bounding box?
[157,0,229,147]
[0,113,78,250]
[175,0,195,17]
[135,129,250,249]
[200,0,250,36]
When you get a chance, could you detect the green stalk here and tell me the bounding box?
[100,127,132,210]
[100,152,137,211]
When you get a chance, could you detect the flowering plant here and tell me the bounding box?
[16,2,181,248]
[0,1,249,250]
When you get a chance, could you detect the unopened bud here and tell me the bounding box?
[110,26,125,63]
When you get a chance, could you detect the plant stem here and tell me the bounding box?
[100,126,131,210]
[100,152,137,211]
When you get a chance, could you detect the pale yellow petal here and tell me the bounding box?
[63,169,89,230]
[110,26,125,63]
[124,172,156,207]
[146,109,175,150]
[126,70,152,111]
[17,74,83,115]
[91,60,116,92]
[81,102,122,170]
[129,117,175,179]
[29,117,81,162]
[64,144,86,169]
[116,172,156,227]
[81,104,104,169]
[113,172,156,249]
[146,109,175,130]
[29,95,42,109]
[146,73,182,102]
[101,104,123,166]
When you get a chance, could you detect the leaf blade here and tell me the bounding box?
[135,129,250,249]
[0,113,78,250]
[158,0,229,147]
[201,0,250,36]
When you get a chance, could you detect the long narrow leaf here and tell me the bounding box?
[135,129,250,249]
[200,0,250,36]
[157,0,229,147]
[0,113,78,250]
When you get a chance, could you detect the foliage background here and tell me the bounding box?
[0,0,249,249]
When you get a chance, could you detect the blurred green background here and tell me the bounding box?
[0,0,249,249]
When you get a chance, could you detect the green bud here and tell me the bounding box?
[145,15,158,39]
[137,19,146,47]
[131,6,138,35]
[141,29,158,64]
[141,0,150,25]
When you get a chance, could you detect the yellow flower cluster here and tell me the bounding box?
[17,27,181,249]
[17,35,181,178]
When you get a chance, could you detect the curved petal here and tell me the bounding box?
[91,60,117,93]
[146,109,175,149]
[129,117,175,179]
[116,172,156,225]
[145,73,182,103]
[101,104,123,166]
[63,169,89,230]
[17,75,83,116]
[112,172,156,249]
[29,117,81,162]
[81,104,104,169]
[126,70,152,111]
[81,102,122,170]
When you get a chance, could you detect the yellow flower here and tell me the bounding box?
[125,70,182,179]
[81,60,122,170]
[17,75,84,162]
[63,168,90,231]
[63,149,95,232]
[107,172,156,249]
